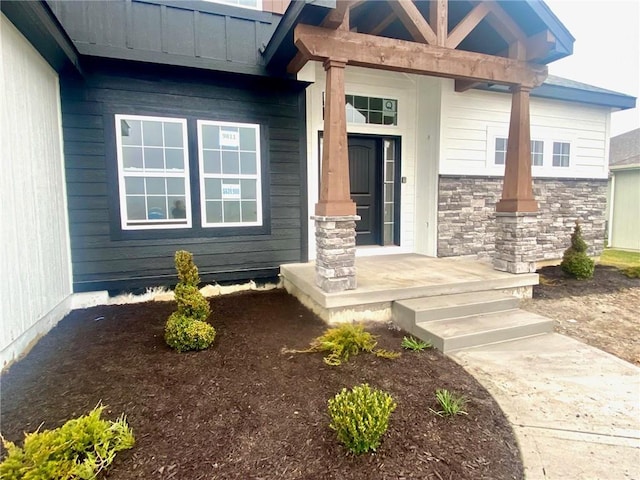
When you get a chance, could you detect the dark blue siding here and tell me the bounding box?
[61,60,307,292]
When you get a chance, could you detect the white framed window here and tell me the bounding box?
[115,114,191,230]
[552,141,571,167]
[531,139,544,166]
[197,120,262,227]
[202,0,262,10]
[490,135,562,169]
[494,137,508,165]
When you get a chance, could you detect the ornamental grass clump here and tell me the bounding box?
[165,250,216,352]
[0,405,134,479]
[291,323,400,365]
[328,383,397,454]
[560,221,595,280]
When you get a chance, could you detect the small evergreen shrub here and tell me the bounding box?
[0,405,134,479]
[175,250,201,287]
[328,384,396,454]
[560,221,595,280]
[165,250,215,352]
[292,324,399,365]
[174,283,211,322]
[165,312,216,353]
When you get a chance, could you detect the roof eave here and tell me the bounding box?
[263,0,334,71]
[1,0,82,75]
[526,0,575,63]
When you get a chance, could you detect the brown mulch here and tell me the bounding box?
[523,264,640,365]
[0,290,523,479]
[533,264,640,299]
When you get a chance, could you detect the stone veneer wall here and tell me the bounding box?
[437,176,607,261]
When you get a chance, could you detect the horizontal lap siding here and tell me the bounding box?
[440,81,610,179]
[62,63,306,292]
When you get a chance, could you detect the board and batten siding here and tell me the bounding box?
[61,60,306,292]
[609,169,640,251]
[1,14,73,368]
[439,80,610,179]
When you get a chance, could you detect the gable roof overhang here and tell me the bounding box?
[480,75,637,110]
[1,0,81,75]
[263,0,575,74]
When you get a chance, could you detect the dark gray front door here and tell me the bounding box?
[348,136,381,246]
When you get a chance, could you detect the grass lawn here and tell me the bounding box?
[600,248,640,269]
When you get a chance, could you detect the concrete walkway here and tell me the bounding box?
[451,333,640,480]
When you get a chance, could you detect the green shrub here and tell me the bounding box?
[165,312,216,353]
[166,250,214,352]
[401,335,432,351]
[560,221,595,280]
[294,324,399,365]
[430,389,468,417]
[623,266,640,279]
[174,250,201,287]
[0,405,134,479]
[561,250,595,280]
[174,283,211,322]
[328,384,396,454]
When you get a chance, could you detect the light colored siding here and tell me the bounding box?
[609,169,640,251]
[304,64,422,258]
[0,15,72,368]
[439,80,610,179]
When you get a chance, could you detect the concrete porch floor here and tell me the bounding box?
[280,254,538,323]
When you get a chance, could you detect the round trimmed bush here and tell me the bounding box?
[328,383,396,454]
[165,312,216,352]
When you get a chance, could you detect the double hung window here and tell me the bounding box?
[115,115,262,231]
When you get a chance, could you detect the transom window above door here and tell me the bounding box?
[346,95,398,126]
[323,93,399,126]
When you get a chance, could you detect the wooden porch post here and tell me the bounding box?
[496,85,537,213]
[313,57,359,293]
[494,85,539,274]
[316,58,356,216]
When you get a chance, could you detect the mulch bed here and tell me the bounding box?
[1,290,523,479]
[534,264,640,299]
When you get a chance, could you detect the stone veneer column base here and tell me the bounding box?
[494,212,538,274]
[312,215,360,293]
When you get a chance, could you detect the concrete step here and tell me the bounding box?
[414,309,554,353]
[393,291,520,333]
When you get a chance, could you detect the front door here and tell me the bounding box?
[348,136,381,245]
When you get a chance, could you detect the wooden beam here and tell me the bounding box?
[495,30,557,62]
[287,50,308,74]
[429,0,448,47]
[446,2,490,49]
[321,0,351,30]
[370,12,397,36]
[519,30,556,62]
[496,86,538,212]
[294,24,548,88]
[485,1,527,45]
[388,0,437,45]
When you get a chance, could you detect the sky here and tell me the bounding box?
[543,0,640,136]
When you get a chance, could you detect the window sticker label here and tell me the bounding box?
[219,129,239,148]
[221,183,241,199]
